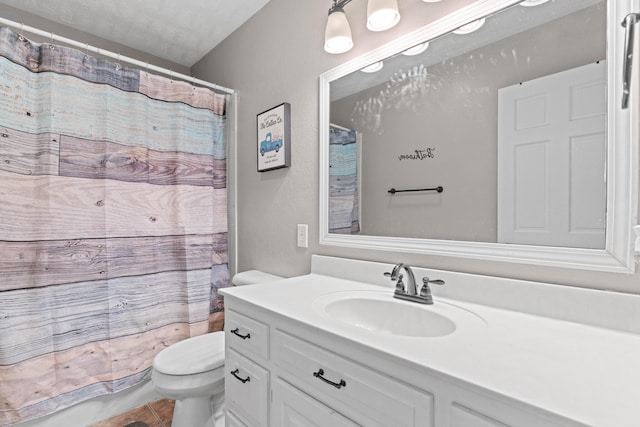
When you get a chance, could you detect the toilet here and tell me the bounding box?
[151,270,283,427]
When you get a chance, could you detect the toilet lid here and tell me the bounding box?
[153,332,225,375]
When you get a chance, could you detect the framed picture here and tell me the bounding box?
[257,102,291,172]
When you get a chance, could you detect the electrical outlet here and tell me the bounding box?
[297,224,308,248]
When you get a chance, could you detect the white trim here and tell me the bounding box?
[0,17,234,95]
[319,0,638,273]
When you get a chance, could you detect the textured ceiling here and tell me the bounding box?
[0,0,271,66]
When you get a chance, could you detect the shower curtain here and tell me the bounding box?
[0,26,229,425]
[329,125,360,234]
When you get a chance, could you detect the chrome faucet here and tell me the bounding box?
[384,263,417,295]
[384,263,445,304]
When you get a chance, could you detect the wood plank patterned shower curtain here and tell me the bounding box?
[329,125,359,234]
[0,26,230,425]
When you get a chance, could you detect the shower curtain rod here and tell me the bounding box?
[0,16,235,95]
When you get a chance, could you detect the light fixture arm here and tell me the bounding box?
[324,0,401,54]
[329,0,353,14]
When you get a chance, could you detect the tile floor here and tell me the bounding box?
[90,398,175,427]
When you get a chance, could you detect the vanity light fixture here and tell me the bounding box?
[367,0,401,31]
[360,61,384,72]
[402,41,429,56]
[325,1,354,54]
[520,0,550,7]
[453,18,486,34]
[324,0,403,53]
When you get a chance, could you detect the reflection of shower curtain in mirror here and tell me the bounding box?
[329,125,360,234]
[0,26,229,425]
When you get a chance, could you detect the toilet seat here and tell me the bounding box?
[153,331,225,375]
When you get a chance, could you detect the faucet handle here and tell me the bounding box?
[422,277,445,286]
[420,277,445,299]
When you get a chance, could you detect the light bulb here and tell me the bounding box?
[324,7,353,54]
[520,0,550,6]
[367,0,401,32]
[453,18,486,35]
[402,42,429,56]
[361,62,384,73]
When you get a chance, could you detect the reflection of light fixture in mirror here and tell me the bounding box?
[360,61,384,73]
[520,0,550,6]
[367,0,401,31]
[402,42,429,56]
[324,2,354,54]
[453,18,486,34]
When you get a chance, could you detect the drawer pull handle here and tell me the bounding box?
[230,328,251,339]
[313,368,346,389]
[230,369,251,383]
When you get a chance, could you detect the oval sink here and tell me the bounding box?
[313,290,484,338]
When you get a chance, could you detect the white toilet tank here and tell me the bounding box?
[231,270,283,286]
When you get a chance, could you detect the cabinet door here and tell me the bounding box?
[272,378,360,427]
[226,348,269,427]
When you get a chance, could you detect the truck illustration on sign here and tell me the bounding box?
[259,132,283,156]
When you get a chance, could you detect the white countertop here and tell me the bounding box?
[221,272,640,426]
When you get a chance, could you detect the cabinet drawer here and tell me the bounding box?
[225,348,269,427]
[272,377,359,427]
[272,330,434,427]
[225,309,269,361]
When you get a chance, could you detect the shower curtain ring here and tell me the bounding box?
[18,23,26,42]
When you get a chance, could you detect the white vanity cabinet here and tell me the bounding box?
[223,298,582,427]
[224,301,433,427]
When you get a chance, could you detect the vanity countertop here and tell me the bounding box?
[221,272,640,427]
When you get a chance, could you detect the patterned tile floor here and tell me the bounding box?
[91,399,174,427]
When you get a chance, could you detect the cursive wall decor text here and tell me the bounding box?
[398,148,435,161]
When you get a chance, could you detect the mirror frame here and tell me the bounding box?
[319,0,638,273]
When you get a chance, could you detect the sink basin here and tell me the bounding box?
[313,290,484,338]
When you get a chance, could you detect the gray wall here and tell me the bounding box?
[193,0,640,294]
[331,4,605,242]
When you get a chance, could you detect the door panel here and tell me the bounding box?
[498,61,606,248]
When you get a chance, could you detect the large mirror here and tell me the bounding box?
[319,0,637,272]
